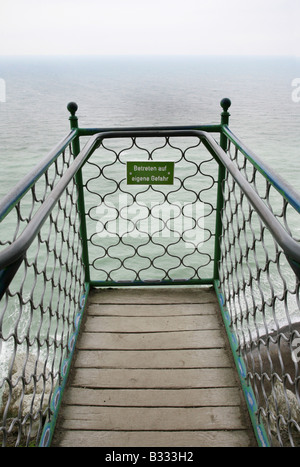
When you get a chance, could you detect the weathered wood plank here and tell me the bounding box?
[88,287,217,304]
[70,368,238,389]
[57,406,247,431]
[73,348,232,369]
[87,303,218,316]
[62,387,242,407]
[76,330,226,350]
[83,314,220,333]
[54,429,253,448]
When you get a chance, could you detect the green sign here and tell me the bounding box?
[126,161,174,185]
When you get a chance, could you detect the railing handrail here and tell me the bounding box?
[0,129,300,272]
[77,124,222,137]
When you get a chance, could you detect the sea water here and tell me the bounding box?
[0,55,299,192]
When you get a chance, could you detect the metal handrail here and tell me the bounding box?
[0,129,299,272]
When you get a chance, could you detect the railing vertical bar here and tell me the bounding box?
[68,102,90,284]
[213,99,231,280]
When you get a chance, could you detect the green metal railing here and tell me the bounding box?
[0,99,299,446]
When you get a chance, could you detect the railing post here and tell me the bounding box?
[67,102,90,284]
[213,98,231,280]
[219,97,231,147]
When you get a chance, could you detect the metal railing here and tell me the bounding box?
[216,125,300,447]
[0,99,299,446]
[0,130,86,447]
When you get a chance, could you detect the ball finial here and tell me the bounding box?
[67,102,78,116]
[220,98,231,112]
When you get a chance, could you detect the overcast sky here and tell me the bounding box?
[0,0,299,56]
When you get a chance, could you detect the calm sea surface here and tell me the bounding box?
[0,55,299,194]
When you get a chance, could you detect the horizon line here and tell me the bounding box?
[0,53,298,58]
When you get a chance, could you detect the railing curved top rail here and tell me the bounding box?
[0,130,299,272]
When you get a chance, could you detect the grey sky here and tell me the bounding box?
[1,0,299,56]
